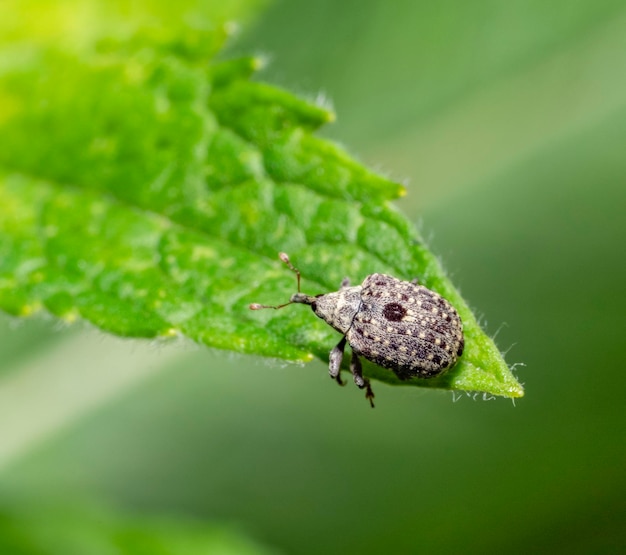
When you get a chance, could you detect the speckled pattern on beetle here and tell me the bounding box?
[250,253,464,407]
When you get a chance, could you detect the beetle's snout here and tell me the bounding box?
[290,292,313,305]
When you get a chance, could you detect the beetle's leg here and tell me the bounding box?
[350,350,375,408]
[340,277,351,288]
[411,277,420,285]
[329,336,347,386]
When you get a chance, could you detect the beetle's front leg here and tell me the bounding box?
[329,336,347,386]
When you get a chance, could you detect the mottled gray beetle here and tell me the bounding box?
[250,253,464,407]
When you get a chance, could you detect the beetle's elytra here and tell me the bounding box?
[250,253,464,407]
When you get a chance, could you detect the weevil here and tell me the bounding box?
[250,253,464,407]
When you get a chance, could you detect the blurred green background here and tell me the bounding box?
[1,0,625,553]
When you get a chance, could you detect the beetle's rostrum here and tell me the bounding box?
[250,253,464,407]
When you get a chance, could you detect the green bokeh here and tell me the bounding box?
[1,1,625,554]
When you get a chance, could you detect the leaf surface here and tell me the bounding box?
[0,12,523,398]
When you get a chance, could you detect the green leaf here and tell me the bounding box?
[0,8,523,398]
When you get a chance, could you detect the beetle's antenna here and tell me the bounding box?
[249,301,293,310]
[248,252,302,311]
[278,252,301,292]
